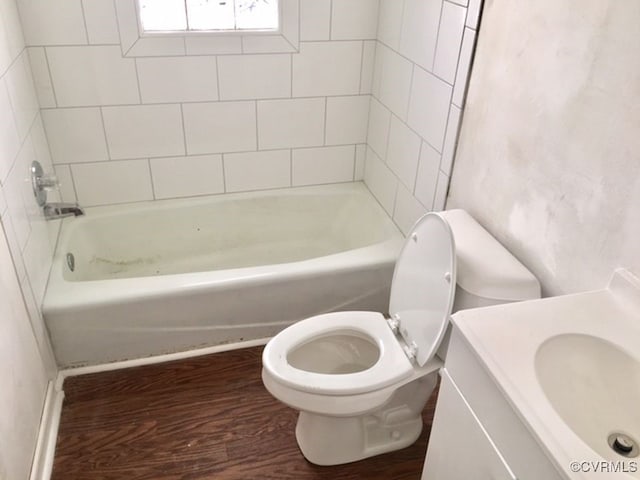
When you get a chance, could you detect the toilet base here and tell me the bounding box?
[294,372,438,465]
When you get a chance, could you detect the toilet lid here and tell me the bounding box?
[389,213,456,367]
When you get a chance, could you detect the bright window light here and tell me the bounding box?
[138,0,280,33]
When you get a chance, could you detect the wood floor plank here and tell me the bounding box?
[52,346,437,480]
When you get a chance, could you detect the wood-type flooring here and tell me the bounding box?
[51,346,438,480]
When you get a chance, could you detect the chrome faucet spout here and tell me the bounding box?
[43,202,85,220]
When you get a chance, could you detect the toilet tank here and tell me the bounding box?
[439,209,541,312]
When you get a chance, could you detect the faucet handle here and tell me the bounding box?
[31,160,59,207]
[36,173,59,190]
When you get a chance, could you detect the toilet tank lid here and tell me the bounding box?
[439,209,541,302]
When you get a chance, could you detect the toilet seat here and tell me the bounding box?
[388,212,457,366]
[262,311,414,396]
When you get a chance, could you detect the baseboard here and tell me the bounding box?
[29,379,65,480]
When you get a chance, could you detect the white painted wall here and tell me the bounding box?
[448,0,640,295]
[363,0,481,235]
[0,0,58,369]
[20,0,380,207]
[0,223,50,479]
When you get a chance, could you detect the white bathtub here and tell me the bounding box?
[43,183,404,367]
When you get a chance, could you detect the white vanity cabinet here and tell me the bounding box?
[422,370,516,480]
[421,326,566,480]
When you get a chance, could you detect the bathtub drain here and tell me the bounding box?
[66,252,75,272]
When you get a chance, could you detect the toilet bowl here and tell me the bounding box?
[261,209,541,466]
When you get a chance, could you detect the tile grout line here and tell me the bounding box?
[431,0,446,73]
[358,40,366,95]
[133,57,143,104]
[67,164,80,203]
[323,97,328,146]
[37,93,371,110]
[179,103,188,156]
[221,153,227,193]
[43,48,59,108]
[98,107,112,160]
[214,56,221,100]
[254,100,259,150]
[147,158,156,200]
[78,0,91,44]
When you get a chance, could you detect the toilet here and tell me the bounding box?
[261,209,541,466]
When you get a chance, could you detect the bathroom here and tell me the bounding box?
[1,0,639,478]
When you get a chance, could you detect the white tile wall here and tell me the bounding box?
[28,0,383,208]
[374,43,413,120]
[367,97,391,158]
[0,0,57,377]
[5,53,39,138]
[183,101,256,155]
[414,141,442,207]
[103,104,185,159]
[0,0,25,73]
[400,0,442,71]
[393,183,427,235]
[292,145,355,186]
[0,182,7,213]
[224,150,291,193]
[377,0,404,50]
[441,104,462,175]
[325,95,370,145]
[433,2,467,83]
[18,0,480,240]
[72,159,154,205]
[150,155,224,200]
[292,42,362,97]
[331,0,380,40]
[81,0,120,44]
[27,47,55,108]
[5,151,32,248]
[53,164,76,202]
[360,41,376,94]
[452,28,477,107]
[466,0,483,29]
[354,144,366,181]
[257,98,325,150]
[364,0,480,223]
[364,147,398,215]
[42,107,108,163]
[217,55,291,101]
[386,116,422,190]
[433,170,451,210]
[300,0,331,41]
[137,57,219,104]
[47,46,139,106]
[0,80,21,180]
[407,66,452,150]
[17,0,87,46]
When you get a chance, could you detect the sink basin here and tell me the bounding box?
[536,333,640,461]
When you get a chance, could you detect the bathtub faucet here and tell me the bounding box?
[43,202,85,220]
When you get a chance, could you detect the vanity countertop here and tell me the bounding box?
[451,269,640,480]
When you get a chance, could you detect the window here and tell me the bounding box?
[116,0,297,57]
[138,0,280,33]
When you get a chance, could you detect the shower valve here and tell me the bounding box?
[31,160,59,207]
